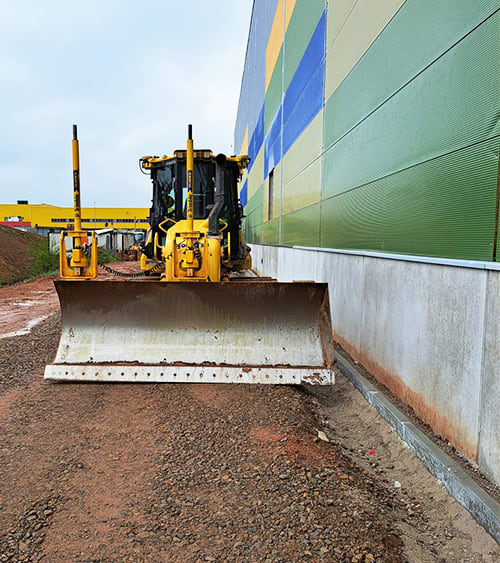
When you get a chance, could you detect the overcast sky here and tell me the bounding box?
[0,0,252,208]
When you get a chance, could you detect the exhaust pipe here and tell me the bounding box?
[208,153,226,237]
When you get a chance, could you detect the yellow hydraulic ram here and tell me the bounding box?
[178,124,199,277]
[186,124,194,232]
[59,125,98,279]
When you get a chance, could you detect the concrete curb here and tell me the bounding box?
[335,352,500,543]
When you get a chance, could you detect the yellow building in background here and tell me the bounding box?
[0,202,149,235]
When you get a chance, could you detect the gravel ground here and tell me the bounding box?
[333,344,500,504]
[0,311,498,561]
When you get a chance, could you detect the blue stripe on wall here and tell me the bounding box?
[264,106,282,178]
[240,179,248,207]
[248,102,265,171]
[283,11,325,154]
[283,62,324,154]
[283,11,326,120]
[262,10,326,180]
[234,0,278,154]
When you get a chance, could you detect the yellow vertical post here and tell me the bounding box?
[72,124,82,233]
[186,124,194,233]
[60,124,97,279]
[69,124,88,269]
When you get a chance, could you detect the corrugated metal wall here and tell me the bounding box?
[235,0,500,261]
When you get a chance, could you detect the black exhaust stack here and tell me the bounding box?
[208,153,226,236]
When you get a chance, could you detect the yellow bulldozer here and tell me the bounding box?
[44,125,335,385]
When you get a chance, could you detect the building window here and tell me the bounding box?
[51,217,148,225]
[268,168,274,220]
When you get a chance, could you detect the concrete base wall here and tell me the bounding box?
[250,244,500,485]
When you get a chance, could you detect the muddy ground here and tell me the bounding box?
[0,272,498,562]
[0,262,137,340]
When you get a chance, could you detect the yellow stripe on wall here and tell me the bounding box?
[285,0,296,29]
[265,0,297,92]
[239,125,248,155]
[248,145,265,200]
[326,0,358,51]
[325,0,405,100]
[266,0,284,91]
[238,168,248,195]
[281,110,323,214]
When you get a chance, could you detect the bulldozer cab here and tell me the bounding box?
[140,151,248,267]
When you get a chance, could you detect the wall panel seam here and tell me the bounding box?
[276,199,322,220]
[283,150,323,186]
[322,9,500,157]
[359,255,366,361]
[492,150,500,261]
[278,0,286,243]
[325,0,360,51]
[325,0,407,99]
[321,135,500,204]
[476,270,490,461]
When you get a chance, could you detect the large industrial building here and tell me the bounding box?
[0,202,149,236]
[235,0,500,487]
[235,0,499,262]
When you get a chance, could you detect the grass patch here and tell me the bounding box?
[97,248,119,263]
[27,241,119,279]
[28,239,59,277]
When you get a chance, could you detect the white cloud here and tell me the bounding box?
[0,0,252,207]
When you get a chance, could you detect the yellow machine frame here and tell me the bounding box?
[141,125,250,282]
[59,125,98,280]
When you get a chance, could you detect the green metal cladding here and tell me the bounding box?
[235,0,500,261]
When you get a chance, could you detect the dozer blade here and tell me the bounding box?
[44,280,334,385]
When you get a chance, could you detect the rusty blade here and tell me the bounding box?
[45,280,335,384]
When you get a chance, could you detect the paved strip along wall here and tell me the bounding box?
[250,243,500,487]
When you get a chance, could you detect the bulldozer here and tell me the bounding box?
[44,125,335,385]
[137,125,252,281]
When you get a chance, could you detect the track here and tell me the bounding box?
[0,265,498,561]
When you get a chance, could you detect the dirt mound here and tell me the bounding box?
[0,225,43,285]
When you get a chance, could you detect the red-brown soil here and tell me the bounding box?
[0,275,59,340]
[0,271,498,562]
[0,225,43,285]
[0,261,141,340]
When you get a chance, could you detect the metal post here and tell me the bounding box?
[60,124,97,279]
[186,124,194,233]
[72,125,82,239]
[69,124,87,269]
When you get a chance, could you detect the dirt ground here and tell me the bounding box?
[0,262,140,340]
[0,270,498,562]
[0,226,43,286]
[0,275,58,340]
[333,346,500,503]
